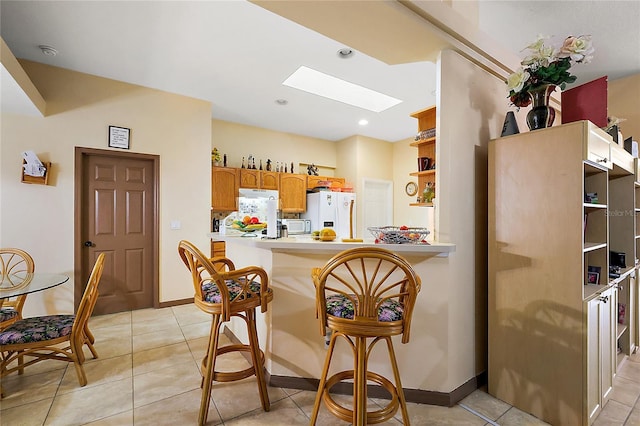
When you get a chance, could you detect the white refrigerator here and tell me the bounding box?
[302,192,356,239]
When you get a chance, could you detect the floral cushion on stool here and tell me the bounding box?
[325,294,404,322]
[0,315,75,345]
[0,308,19,323]
[201,279,264,304]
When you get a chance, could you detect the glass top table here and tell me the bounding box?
[0,272,70,300]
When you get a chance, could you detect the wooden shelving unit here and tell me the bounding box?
[409,106,436,207]
[488,121,630,426]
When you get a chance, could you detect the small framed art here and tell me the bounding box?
[587,265,601,284]
[108,126,130,149]
[587,271,600,284]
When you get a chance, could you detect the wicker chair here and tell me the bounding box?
[0,253,105,398]
[0,248,35,330]
[310,247,421,425]
[178,240,273,426]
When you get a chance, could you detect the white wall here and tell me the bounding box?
[438,48,514,380]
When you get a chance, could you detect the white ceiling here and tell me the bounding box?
[1,1,638,142]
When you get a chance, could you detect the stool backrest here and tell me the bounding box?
[178,239,221,293]
[312,247,421,343]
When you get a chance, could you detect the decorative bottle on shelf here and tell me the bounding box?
[291,162,294,173]
[241,157,245,168]
[223,154,227,167]
[422,182,435,203]
[259,159,263,170]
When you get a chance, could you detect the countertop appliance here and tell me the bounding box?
[301,192,356,239]
[281,219,311,235]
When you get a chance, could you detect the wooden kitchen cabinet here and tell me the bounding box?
[306,175,345,190]
[212,166,239,211]
[280,173,307,213]
[240,169,279,190]
[260,171,279,190]
[240,169,259,188]
[409,106,436,206]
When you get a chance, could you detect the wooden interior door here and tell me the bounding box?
[76,148,158,315]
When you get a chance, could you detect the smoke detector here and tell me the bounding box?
[337,48,354,59]
[38,45,58,56]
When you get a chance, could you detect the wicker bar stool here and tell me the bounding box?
[310,247,421,425]
[178,240,273,426]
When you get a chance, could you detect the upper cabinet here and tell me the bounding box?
[213,166,345,213]
[307,175,345,190]
[261,171,279,190]
[409,106,436,206]
[280,174,307,213]
[240,169,279,190]
[212,167,239,211]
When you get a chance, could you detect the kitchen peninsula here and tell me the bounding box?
[209,233,461,404]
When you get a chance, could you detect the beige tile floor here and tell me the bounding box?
[0,304,638,425]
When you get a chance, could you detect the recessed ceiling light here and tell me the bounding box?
[38,45,58,56]
[358,119,369,126]
[275,99,288,105]
[337,48,354,59]
[282,66,402,113]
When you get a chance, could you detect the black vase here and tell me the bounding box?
[526,84,556,131]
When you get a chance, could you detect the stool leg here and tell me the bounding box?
[310,331,338,425]
[354,336,367,426]
[385,337,410,426]
[199,314,221,426]
[246,308,270,412]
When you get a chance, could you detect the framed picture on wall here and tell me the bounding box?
[108,126,130,149]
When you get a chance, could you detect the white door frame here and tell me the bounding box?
[361,178,393,238]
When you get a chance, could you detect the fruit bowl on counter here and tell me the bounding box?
[230,216,267,232]
[368,226,430,244]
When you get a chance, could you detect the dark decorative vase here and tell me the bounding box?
[526,84,556,131]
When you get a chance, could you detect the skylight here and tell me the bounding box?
[282,66,402,113]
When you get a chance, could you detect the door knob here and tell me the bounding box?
[84,241,95,247]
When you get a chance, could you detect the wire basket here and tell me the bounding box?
[368,226,430,244]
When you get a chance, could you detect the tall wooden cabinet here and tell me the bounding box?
[409,106,436,206]
[488,121,637,425]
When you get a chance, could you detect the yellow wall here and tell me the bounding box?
[211,119,337,174]
[212,122,411,239]
[0,60,212,315]
[609,73,640,144]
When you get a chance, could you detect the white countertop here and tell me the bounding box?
[208,233,455,256]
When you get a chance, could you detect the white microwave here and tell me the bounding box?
[282,219,311,235]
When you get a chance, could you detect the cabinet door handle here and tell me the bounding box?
[597,157,608,163]
[598,295,609,303]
